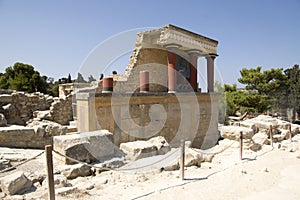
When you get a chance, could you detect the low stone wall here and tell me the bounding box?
[0,91,73,126]
[76,92,219,149]
[0,92,53,125]
[0,126,52,148]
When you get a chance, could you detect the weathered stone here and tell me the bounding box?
[239,121,257,132]
[0,171,32,195]
[184,148,202,167]
[244,115,278,131]
[61,164,92,179]
[53,130,115,164]
[94,157,126,169]
[162,162,179,171]
[54,174,69,188]
[0,126,45,148]
[32,110,52,121]
[0,113,7,127]
[55,186,77,196]
[291,124,300,136]
[120,136,171,161]
[249,142,262,151]
[0,159,11,170]
[252,132,269,146]
[27,120,67,136]
[202,153,215,162]
[121,140,158,161]
[273,129,289,142]
[0,94,13,103]
[147,136,171,155]
[221,126,254,141]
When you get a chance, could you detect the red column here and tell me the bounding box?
[140,71,149,92]
[167,51,177,93]
[189,54,198,92]
[206,55,216,93]
[102,77,113,93]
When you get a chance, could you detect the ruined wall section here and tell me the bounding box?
[0,91,73,126]
[50,94,73,125]
[86,93,219,149]
[0,92,53,125]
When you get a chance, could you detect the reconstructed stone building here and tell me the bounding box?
[76,24,219,149]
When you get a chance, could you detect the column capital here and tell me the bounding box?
[164,43,182,52]
[185,49,202,57]
[205,53,218,60]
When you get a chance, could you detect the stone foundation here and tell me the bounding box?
[0,126,52,148]
[76,92,219,149]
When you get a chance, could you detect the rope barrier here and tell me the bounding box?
[52,149,116,172]
[52,148,182,172]
[193,140,236,155]
[0,151,45,173]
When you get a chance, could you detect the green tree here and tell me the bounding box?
[1,62,47,93]
[238,66,287,95]
[67,73,72,83]
[284,64,300,121]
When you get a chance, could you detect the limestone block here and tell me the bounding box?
[252,132,269,146]
[273,129,289,142]
[0,171,32,195]
[244,115,278,130]
[32,110,52,121]
[291,124,300,136]
[239,121,257,132]
[0,94,12,103]
[221,126,254,141]
[55,186,77,196]
[60,164,92,179]
[147,136,171,155]
[249,143,262,151]
[276,119,290,130]
[184,148,202,167]
[0,113,7,127]
[120,140,158,161]
[120,136,171,161]
[0,159,11,170]
[53,130,115,164]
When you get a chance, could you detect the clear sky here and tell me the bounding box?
[0,0,299,86]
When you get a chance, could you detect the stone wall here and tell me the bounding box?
[50,95,73,125]
[76,92,219,149]
[0,126,52,148]
[0,91,74,126]
[0,92,53,125]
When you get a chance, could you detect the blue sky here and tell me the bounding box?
[0,0,299,86]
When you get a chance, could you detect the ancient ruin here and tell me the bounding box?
[75,24,220,149]
[1,24,300,200]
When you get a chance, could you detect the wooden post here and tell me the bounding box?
[180,139,185,180]
[269,125,273,147]
[289,123,292,142]
[239,131,243,160]
[45,145,55,200]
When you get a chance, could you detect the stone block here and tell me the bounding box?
[0,171,32,195]
[120,136,171,161]
[184,148,202,167]
[0,113,7,127]
[53,130,115,164]
[221,126,254,141]
[0,94,12,103]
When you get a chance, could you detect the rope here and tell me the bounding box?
[52,148,182,172]
[0,151,45,173]
[52,149,116,172]
[192,140,236,155]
